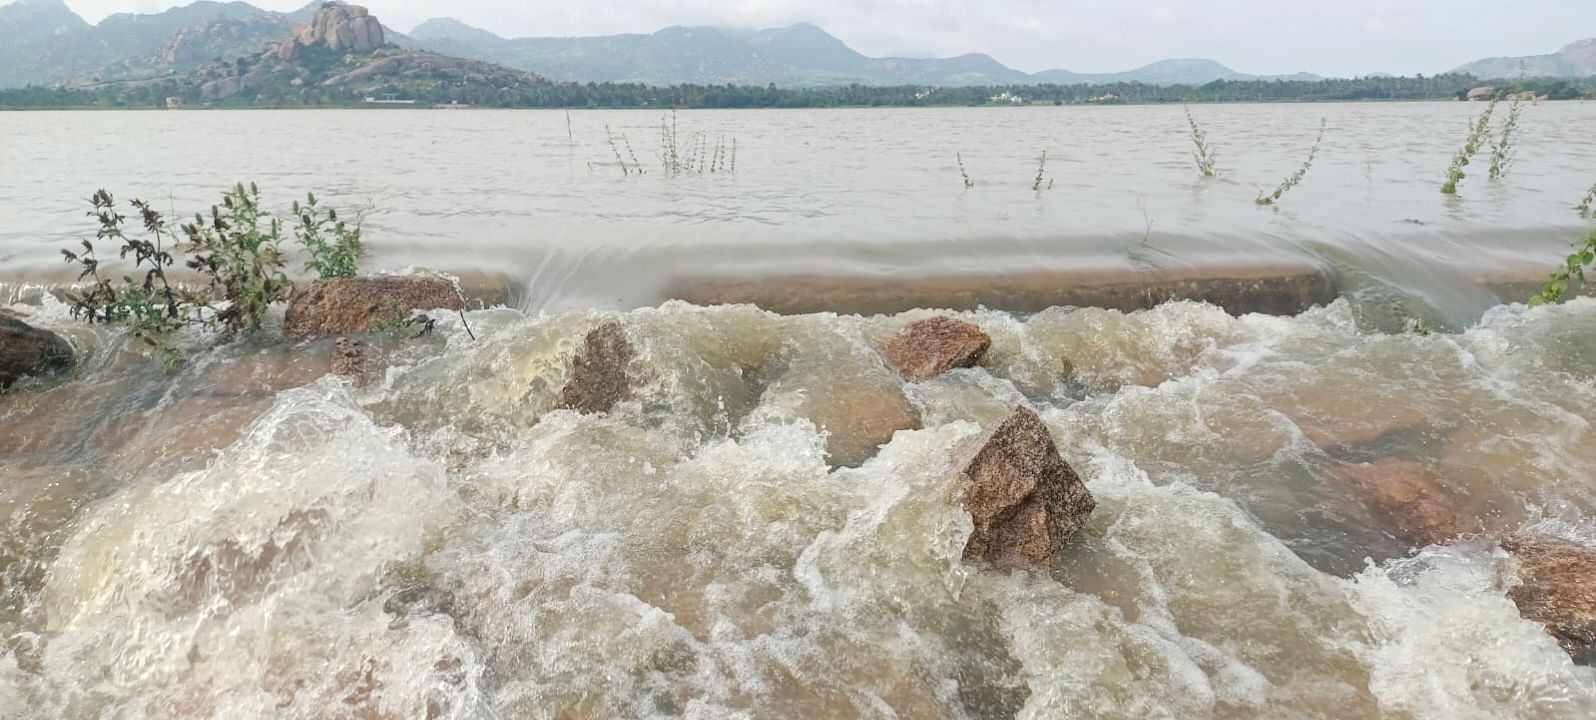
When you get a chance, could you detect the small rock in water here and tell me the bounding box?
[1501,534,1596,666]
[1328,459,1464,548]
[884,316,991,381]
[0,315,73,389]
[558,321,636,414]
[331,337,371,385]
[951,406,1095,569]
[805,376,922,467]
[283,275,463,339]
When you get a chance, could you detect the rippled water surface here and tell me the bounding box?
[4,104,1596,718]
[2,104,1596,310]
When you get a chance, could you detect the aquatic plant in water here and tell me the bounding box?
[957,152,975,189]
[1441,94,1499,195]
[658,110,736,176]
[1488,96,1523,181]
[604,125,639,176]
[1186,105,1218,178]
[1529,227,1596,306]
[1578,182,1596,219]
[1256,118,1328,206]
[1032,150,1052,192]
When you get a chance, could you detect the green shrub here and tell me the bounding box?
[60,190,207,363]
[293,191,364,279]
[1529,228,1596,306]
[181,183,293,337]
[62,182,367,360]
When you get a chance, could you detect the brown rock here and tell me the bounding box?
[951,406,1095,569]
[801,376,921,467]
[283,276,463,339]
[1501,534,1596,665]
[0,315,73,389]
[1327,460,1464,548]
[331,338,370,385]
[557,322,635,414]
[884,316,991,381]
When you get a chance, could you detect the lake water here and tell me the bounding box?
[4,104,1596,719]
[3,103,1595,312]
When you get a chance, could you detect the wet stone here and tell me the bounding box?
[1326,459,1464,549]
[0,315,73,389]
[331,337,374,386]
[805,376,921,467]
[1501,534,1596,666]
[951,406,1096,569]
[884,316,991,382]
[557,321,636,414]
[283,275,464,339]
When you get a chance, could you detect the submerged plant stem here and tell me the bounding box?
[1257,118,1327,206]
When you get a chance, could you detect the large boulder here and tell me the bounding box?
[950,406,1095,569]
[884,316,991,381]
[1,315,73,389]
[294,3,384,53]
[558,321,636,414]
[1501,534,1596,665]
[283,276,463,339]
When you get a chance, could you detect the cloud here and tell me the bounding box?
[47,0,1596,77]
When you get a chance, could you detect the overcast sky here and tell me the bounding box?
[57,0,1596,77]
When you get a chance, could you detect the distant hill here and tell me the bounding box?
[1452,39,1596,79]
[39,2,552,107]
[404,17,1319,88]
[0,0,417,87]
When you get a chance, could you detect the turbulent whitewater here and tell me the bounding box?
[4,289,1596,718]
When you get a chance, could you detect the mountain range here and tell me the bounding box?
[406,18,1324,88]
[1450,39,1596,79]
[0,0,1593,90]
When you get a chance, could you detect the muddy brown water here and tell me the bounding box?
[3,104,1596,717]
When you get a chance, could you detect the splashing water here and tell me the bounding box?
[3,293,1596,719]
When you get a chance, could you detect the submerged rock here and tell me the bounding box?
[0,315,73,389]
[331,337,375,386]
[558,321,636,414]
[283,275,463,339]
[951,406,1095,569]
[1501,534,1596,665]
[804,376,922,467]
[1327,459,1464,548]
[884,316,991,381]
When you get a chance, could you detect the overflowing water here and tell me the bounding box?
[4,103,1596,717]
[2,104,1595,312]
[4,288,1596,718]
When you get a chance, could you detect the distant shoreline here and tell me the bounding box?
[6,97,1586,112]
[5,73,1592,112]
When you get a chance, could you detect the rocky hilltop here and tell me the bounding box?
[159,14,293,65]
[280,2,382,58]
[184,2,546,102]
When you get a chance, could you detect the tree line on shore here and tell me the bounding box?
[2,73,1593,110]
